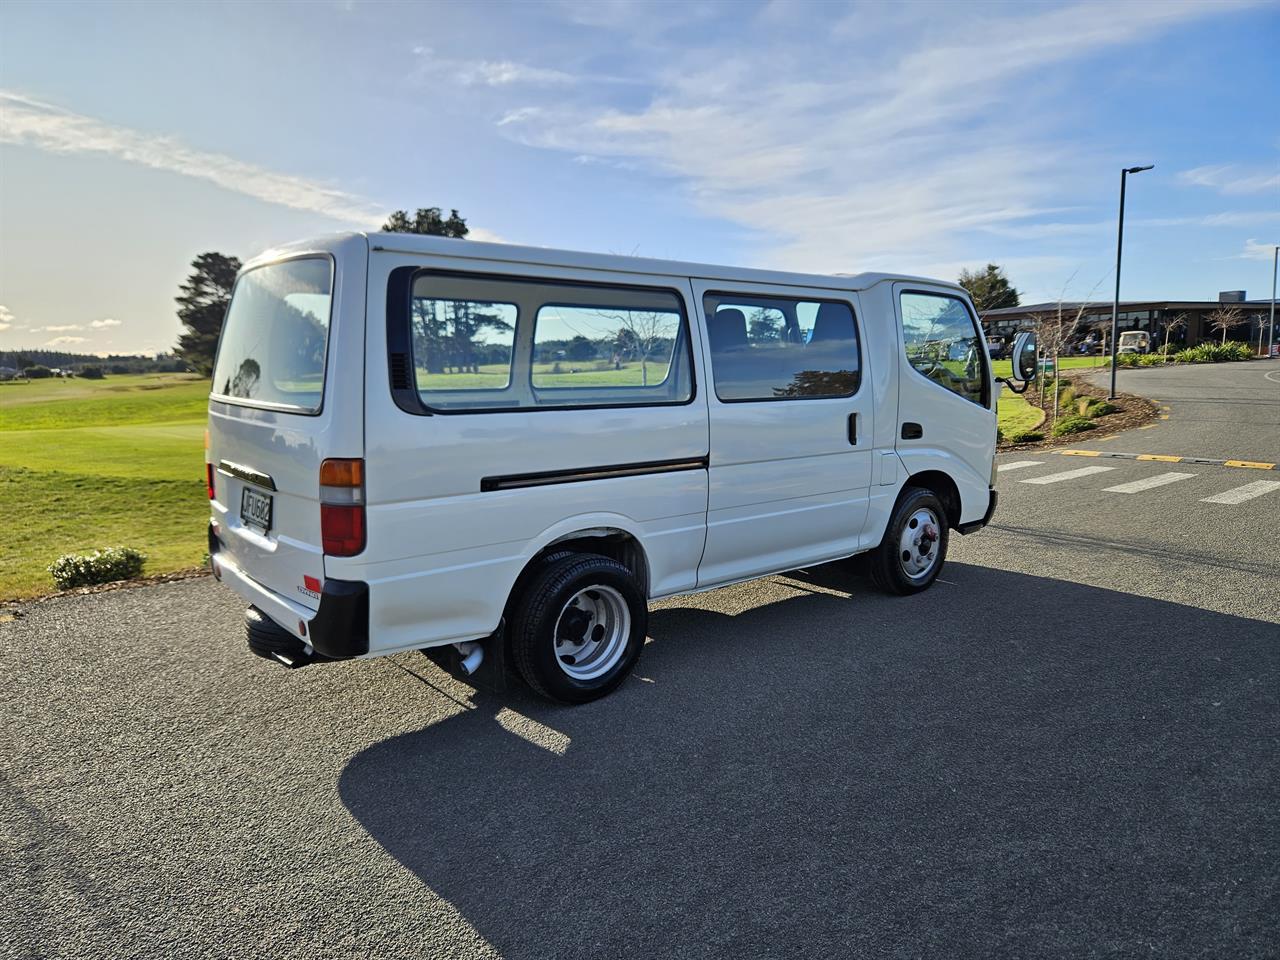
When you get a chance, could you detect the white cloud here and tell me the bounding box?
[39,324,82,332]
[0,91,386,227]
[498,0,1258,276]
[1241,239,1279,261]
[1179,164,1280,196]
[44,335,88,346]
[90,318,122,328]
[0,304,14,332]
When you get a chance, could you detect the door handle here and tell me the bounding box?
[901,422,923,440]
[847,413,857,446]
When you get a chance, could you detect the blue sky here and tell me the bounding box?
[1,0,1277,355]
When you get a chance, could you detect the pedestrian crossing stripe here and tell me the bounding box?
[1103,472,1197,494]
[1020,465,1116,485]
[1200,480,1280,505]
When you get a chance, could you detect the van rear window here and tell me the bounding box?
[212,257,333,414]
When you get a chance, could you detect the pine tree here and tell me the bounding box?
[175,252,241,375]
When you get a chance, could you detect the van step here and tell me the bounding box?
[245,605,326,670]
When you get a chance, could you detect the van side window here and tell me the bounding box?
[405,273,694,412]
[412,297,518,394]
[900,291,988,407]
[702,294,860,402]
[532,301,688,406]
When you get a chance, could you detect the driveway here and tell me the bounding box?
[3,363,1278,959]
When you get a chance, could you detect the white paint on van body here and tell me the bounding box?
[209,233,998,656]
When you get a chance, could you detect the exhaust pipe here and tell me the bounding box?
[454,641,484,676]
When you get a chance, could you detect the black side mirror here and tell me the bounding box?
[1000,331,1038,393]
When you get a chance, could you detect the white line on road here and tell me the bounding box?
[998,461,1044,472]
[1020,466,1116,485]
[1103,472,1197,494]
[1200,480,1280,505]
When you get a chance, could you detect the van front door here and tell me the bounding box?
[893,285,996,525]
[692,280,874,586]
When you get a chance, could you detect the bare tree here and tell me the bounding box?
[603,310,678,385]
[1027,272,1108,422]
[1207,304,1245,345]
[1162,312,1188,356]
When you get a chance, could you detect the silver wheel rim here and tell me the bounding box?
[898,507,941,582]
[552,584,631,681]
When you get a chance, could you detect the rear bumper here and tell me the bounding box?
[210,521,368,659]
[956,487,998,535]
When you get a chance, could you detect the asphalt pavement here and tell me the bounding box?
[3,361,1277,960]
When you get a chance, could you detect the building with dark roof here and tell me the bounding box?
[980,293,1275,351]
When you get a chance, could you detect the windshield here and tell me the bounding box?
[211,257,333,413]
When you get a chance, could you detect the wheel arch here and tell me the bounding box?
[902,469,962,529]
[505,518,652,618]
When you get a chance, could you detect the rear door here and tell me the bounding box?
[692,279,873,586]
[207,238,366,610]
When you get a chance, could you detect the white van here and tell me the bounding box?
[206,233,1036,703]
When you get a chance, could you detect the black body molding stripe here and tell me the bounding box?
[481,456,708,492]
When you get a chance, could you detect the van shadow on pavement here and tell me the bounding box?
[338,563,1278,960]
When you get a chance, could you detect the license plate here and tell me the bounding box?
[240,487,273,533]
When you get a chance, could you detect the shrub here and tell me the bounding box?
[1137,353,1167,366]
[1116,353,1140,367]
[1172,342,1255,364]
[79,365,105,379]
[1058,385,1076,408]
[48,546,146,589]
[22,364,54,379]
[1051,415,1096,437]
[1086,400,1119,417]
[109,364,131,375]
[1008,429,1044,444]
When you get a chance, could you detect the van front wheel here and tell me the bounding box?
[510,553,647,704]
[868,487,949,595]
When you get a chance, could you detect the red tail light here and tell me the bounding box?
[206,462,216,500]
[320,458,365,557]
[321,503,365,556]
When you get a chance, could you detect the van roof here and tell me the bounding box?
[248,231,963,295]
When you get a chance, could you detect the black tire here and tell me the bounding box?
[509,553,647,704]
[868,487,949,595]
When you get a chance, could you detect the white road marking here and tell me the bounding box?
[1103,472,1197,494]
[998,461,1044,472]
[1020,465,1116,485]
[1200,480,1280,505]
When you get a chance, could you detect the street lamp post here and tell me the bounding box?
[1269,245,1277,359]
[1109,164,1154,400]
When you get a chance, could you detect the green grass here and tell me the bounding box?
[990,355,1110,380]
[0,373,210,430]
[997,391,1045,437]
[0,373,209,599]
[417,360,671,391]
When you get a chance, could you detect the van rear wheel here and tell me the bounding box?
[510,553,647,704]
[868,487,949,595]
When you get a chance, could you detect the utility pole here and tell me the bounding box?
[1109,164,1154,399]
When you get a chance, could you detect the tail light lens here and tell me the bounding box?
[320,458,365,556]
